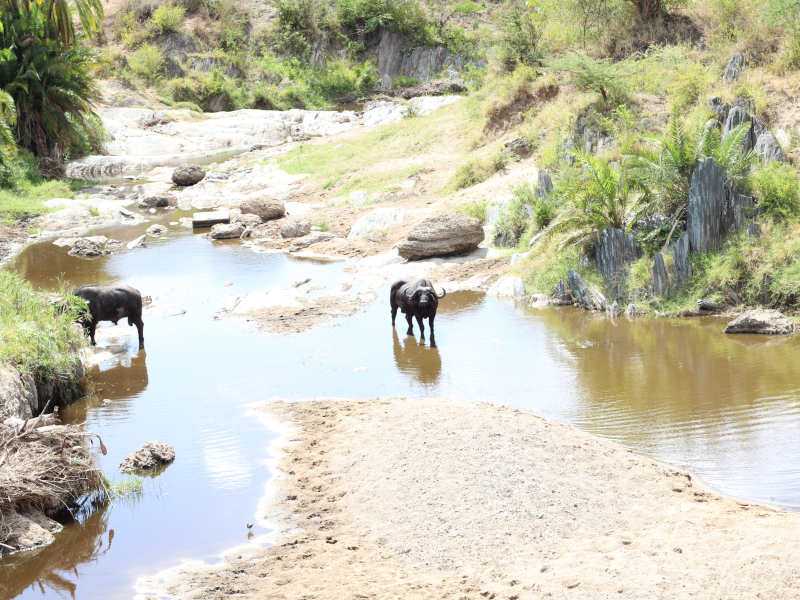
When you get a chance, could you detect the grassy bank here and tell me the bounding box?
[0,272,87,385]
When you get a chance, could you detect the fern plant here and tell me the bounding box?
[549,152,652,249]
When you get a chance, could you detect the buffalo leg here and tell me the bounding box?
[429,315,436,346]
[135,319,145,349]
[416,314,425,339]
[405,313,414,336]
[89,321,97,346]
[391,305,398,327]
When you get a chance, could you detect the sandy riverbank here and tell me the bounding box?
[142,397,800,599]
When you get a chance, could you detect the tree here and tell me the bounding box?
[547,53,629,106]
[3,0,103,47]
[567,0,617,49]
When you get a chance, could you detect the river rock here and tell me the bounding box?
[280,219,311,239]
[1,510,63,556]
[687,158,754,253]
[192,210,230,229]
[487,276,526,299]
[397,214,484,260]
[210,222,246,239]
[724,309,795,335]
[138,194,173,209]
[127,234,147,250]
[240,196,286,221]
[595,227,641,296]
[120,441,175,474]
[172,165,206,187]
[0,366,37,421]
[68,237,108,257]
[722,52,745,82]
[754,132,786,163]
[652,252,669,297]
[672,233,692,288]
[552,278,573,305]
[231,213,262,227]
[568,269,604,310]
[146,224,167,236]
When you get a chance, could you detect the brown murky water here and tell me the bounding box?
[2,225,800,599]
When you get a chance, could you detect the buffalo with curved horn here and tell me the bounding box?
[390,279,446,344]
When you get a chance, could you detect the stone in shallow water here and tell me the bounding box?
[120,441,175,474]
[172,165,206,187]
[210,222,246,239]
[192,210,230,229]
[723,309,795,335]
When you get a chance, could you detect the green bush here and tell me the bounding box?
[494,198,529,247]
[453,1,482,16]
[752,161,800,220]
[499,1,543,67]
[150,2,186,34]
[128,44,164,81]
[455,200,488,224]
[547,52,629,106]
[313,59,377,99]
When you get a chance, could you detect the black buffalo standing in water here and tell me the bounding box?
[390,279,446,343]
[72,284,145,349]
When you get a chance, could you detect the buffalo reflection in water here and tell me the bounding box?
[392,330,441,385]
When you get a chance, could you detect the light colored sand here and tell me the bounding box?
[142,397,800,599]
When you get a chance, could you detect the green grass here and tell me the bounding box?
[0,180,73,224]
[455,199,488,224]
[103,475,144,499]
[0,272,88,383]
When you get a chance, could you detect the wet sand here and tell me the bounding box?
[144,397,800,599]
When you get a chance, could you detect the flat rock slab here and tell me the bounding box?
[397,214,484,261]
[193,210,230,229]
[120,440,175,474]
[724,309,796,335]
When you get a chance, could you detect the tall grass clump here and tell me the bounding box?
[0,273,88,383]
[751,161,800,220]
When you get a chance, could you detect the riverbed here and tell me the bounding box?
[2,218,800,599]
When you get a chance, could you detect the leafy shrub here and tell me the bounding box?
[453,1,482,15]
[451,159,492,189]
[150,2,186,34]
[547,53,629,106]
[499,1,543,67]
[392,76,420,88]
[313,59,377,99]
[751,161,800,220]
[128,44,164,81]
[494,198,529,247]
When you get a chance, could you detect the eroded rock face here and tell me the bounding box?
[119,441,175,474]
[172,165,206,187]
[567,269,605,311]
[1,510,62,556]
[595,227,641,296]
[724,309,796,335]
[397,214,484,260]
[552,279,573,306]
[754,132,785,163]
[672,233,692,288]
[239,196,285,221]
[652,252,669,297]
[210,222,246,239]
[722,52,745,82]
[280,219,311,239]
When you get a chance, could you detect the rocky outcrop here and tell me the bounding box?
[722,52,745,82]
[210,223,245,239]
[503,136,533,158]
[348,208,406,240]
[396,79,466,99]
[1,510,63,556]
[672,233,692,288]
[724,309,796,335]
[722,105,762,153]
[397,214,484,260]
[652,252,669,297]
[687,158,754,253]
[280,219,311,239]
[138,194,173,209]
[54,236,122,257]
[567,269,605,311]
[376,30,468,91]
[120,441,175,474]
[231,212,263,228]
[240,196,285,221]
[754,132,785,163]
[537,170,553,199]
[595,227,641,296]
[172,165,206,187]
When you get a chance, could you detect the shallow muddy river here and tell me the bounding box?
[3,223,800,599]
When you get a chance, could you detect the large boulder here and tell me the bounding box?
[280,219,311,239]
[724,309,795,335]
[172,165,206,187]
[119,441,175,474]
[138,194,173,209]
[595,227,641,296]
[240,196,286,221]
[397,214,484,260]
[687,158,754,253]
